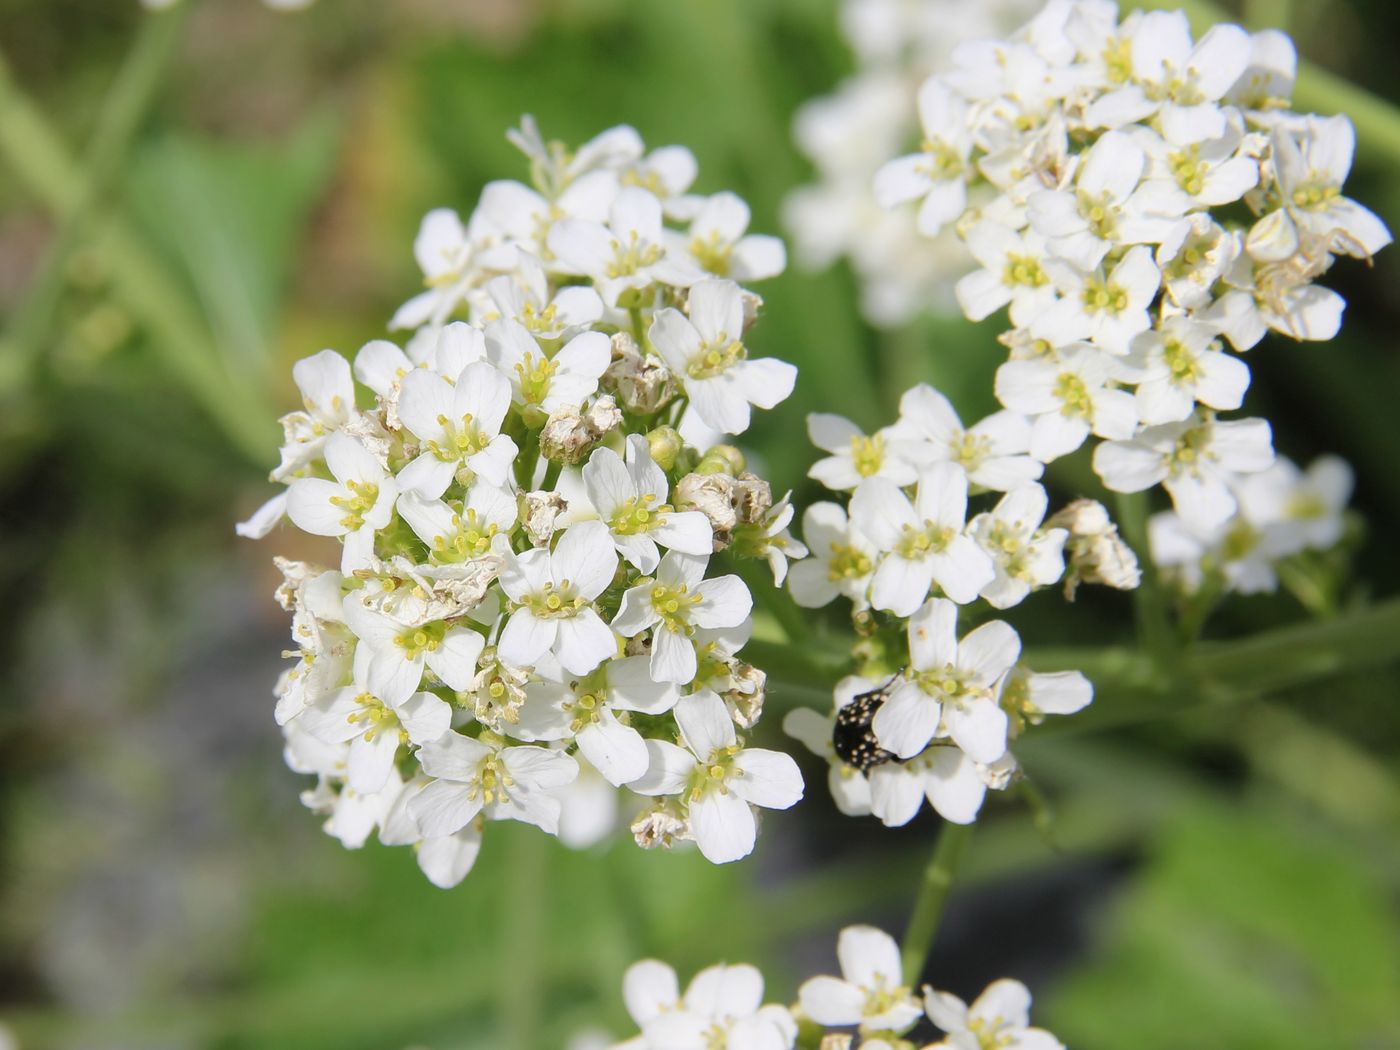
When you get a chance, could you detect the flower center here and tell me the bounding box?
[606,230,662,278]
[1077,189,1119,240]
[432,508,498,563]
[519,301,560,334]
[689,742,742,802]
[1290,180,1340,210]
[968,1016,1015,1050]
[1169,146,1208,197]
[468,751,515,806]
[523,581,587,619]
[651,579,702,634]
[1082,275,1130,316]
[1002,253,1047,288]
[896,522,954,560]
[611,493,671,535]
[395,621,447,659]
[1054,372,1093,419]
[919,138,964,179]
[1103,37,1132,84]
[689,231,733,277]
[850,433,884,477]
[514,351,558,406]
[347,692,406,744]
[915,665,986,709]
[1168,422,1215,477]
[1161,337,1202,386]
[827,541,874,582]
[429,412,490,461]
[329,479,380,531]
[686,337,746,380]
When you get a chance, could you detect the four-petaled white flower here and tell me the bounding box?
[300,682,452,795]
[621,959,798,1050]
[612,551,752,685]
[342,597,486,704]
[485,320,611,417]
[850,464,995,615]
[797,925,923,1034]
[580,435,713,573]
[787,502,877,610]
[497,520,619,676]
[671,191,787,282]
[874,598,1020,764]
[806,413,919,491]
[649,279,797,435]
[994,344,1140,462]
[924,978,1064,1050]
[894,385,1043,492]
[396,359,519,495]
[632,690,803,864]
[286,431,398,572]
[409,732,579,837]
[968,484,1068,609]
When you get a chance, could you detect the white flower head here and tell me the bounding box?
[630,690,803,864]
[286,431,398,572]
[924,978,1063,1050]
[497,520,619,676]
[396,360,519,496]
[968,484,1068,609]
[798,925,923,1034]
[410,732,579,837]
[612,551,753,685]
[649,279,797,435]
[874,598,1020,764]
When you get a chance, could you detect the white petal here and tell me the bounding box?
[730,749,804,810]
[689,790,757,864]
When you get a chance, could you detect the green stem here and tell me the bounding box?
[1113,491,1177,673]
[5,2,193,376]
[901,822,973,986]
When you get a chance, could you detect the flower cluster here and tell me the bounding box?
[784,383,1121,827]
[610,924,1063,1050]
[1150,452,1353,597]
[238,118,807,886]
[784,0,1040,326]
[871,0,1389,531]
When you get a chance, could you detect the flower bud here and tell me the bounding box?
[539,395,623,464]
[696,444,746,476]
[1046,498,1142,598]
[630,800,690,850]
[676,472,739,548]
[520,489,567,547]
[605,331,676,414]
[645,425,683,471]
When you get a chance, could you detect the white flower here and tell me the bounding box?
[924,978,1063,1050]
[1273,115,1392,258]
[1032,245,1161,355]
[547,186,703,306]
[807,413,919,491]
[649,279,797,435]
[396,360,519,495]
[1093,411,1275,530]
[1156,214,1238,310]
[1138,107,1260,210]
[477,172,616,259]
[849,464,995,615]
[343,597,486,704]
[874,79,972,236]
[513,656,679,787]
[1027,130,1183,271]
[273,349,356,480]
[999,665,1093,738]
[1125,317,1251,425]
[788,502,878,610]
[396,482,516,566]
[480,251,604,339]
[672,191,787,282]
[994,344,1139,462]
[390,207,514,331]
[868,746,1002,828]
[286,431,398,572]
[497,520,619,676]
[580,435,713,573]
[954,221,1058,326]
[485,320,611,416]
[873,598,1020,763]
[508,115,642,196]
[1085,12,1251,132]
[409,732,579,837]
[1236,454,1352,552]
[798,925,923,1033]
[968,484,1068,609]
[631,690,803,864]
[623,959,798,1050]
[612,551,752,685]
[893,385,1043,491]
[299,683,452,795]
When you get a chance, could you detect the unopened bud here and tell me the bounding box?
[539,396,623,465]
[696,444,746,476]
[646,426,684,471]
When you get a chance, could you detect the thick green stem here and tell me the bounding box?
[901,822,973,986]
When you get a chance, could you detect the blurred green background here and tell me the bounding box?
[2,1,1399,1047]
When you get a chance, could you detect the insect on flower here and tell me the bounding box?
[832,675,903,772]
